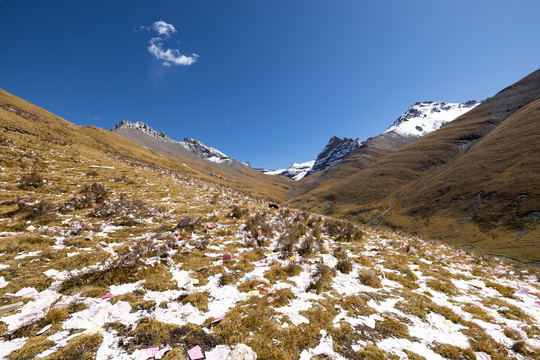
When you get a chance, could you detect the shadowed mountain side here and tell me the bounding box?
[0,89,292,202]
[289,69,540,262]
[377,98,540,262]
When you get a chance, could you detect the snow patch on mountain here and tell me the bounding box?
[384,100,481,137]
[179,138,232,165]
[258,160,315,181]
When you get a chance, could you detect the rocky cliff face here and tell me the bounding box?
[306,137,363,176]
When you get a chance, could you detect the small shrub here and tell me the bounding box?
[244,213,272,243]
[81,182,109,200]
[298,236,315,256]
[173,216,202,234]
[19,171,44,189]
[307,261,334,294]
[91,195,148,225]
[324,218,364,242]
[358,268,381,288]
[278,223,304,258]
[335,248,353,274]
[218,273,236,286]
[16,199,56,219]
[209,194,220,204]
[229,205,248,219]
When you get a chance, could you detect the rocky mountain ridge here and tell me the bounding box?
[112,120,237,166]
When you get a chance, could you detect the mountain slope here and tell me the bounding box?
[0,89,292,202]
[112,120,237,165]
[2,117,539,359]
[289,69,540,263]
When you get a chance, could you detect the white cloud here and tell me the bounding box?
[152,20,176,38]
[146,20,198,67]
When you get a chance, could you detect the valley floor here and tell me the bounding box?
[0,132,539,360]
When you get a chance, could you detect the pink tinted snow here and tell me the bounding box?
[475,352,492,360]
[132,347,159,360]
[187,345,204,359]
[205,345,230,360]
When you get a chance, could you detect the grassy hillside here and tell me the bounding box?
[1,98,539,359]
[0,89,292,202]
[289,69,540,263]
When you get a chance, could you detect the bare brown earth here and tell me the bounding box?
[289,69,540,263]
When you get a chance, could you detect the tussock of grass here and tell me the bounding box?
[268,288,295,307]
[307,262,334,294]
[358,268,381,288]
[111,293,155,312]
[180,291,209,312]
[403,349,427,360]
[334,248,353,274]
[384,270,419,290]
[432,342,475,360]
[340,295,374,317]
[482,297,532,322]
[264,262,302,283]
[218,272,236,286]
[425,278,458,295]
[8,335,54,359]
[485,280,515,298]
[376,315,410,339]
[356,344,400,359]
[44,333,103,360]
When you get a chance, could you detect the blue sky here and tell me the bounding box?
[1,1,539,169]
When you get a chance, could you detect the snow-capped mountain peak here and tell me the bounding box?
[258,136,361,181]
[112,120,173,142]
[112,120,239,166]
[384,100,481,137]
[258,160,315,181]
[179,138,232,164]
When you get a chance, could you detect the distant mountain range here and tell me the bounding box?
[111,101,481,182]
